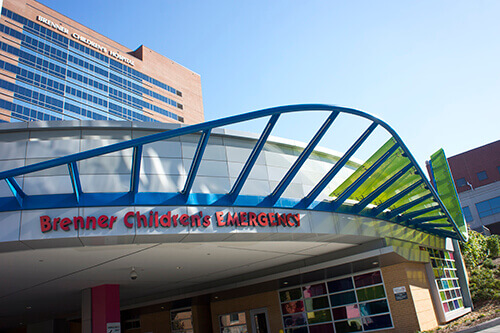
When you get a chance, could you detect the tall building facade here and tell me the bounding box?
[0,0,203,124]
[448,140,500,234]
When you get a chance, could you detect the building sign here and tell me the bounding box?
[106,322,120,333]
[72,33,107,53]
[108,50,135,66]
[36,16,135,66]
[393,286,408,301]
[36,16,68,34]
[39,210,301,233]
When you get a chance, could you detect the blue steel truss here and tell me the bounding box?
[0,104,466,241]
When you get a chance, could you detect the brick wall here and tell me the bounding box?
[382,262,438,332]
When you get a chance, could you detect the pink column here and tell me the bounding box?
[91,284,120,333]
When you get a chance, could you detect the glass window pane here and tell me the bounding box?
[308,323,334,333]
[356,285,386,302]
[307,309,332,324]
[462,206,473,222]
[220,312,246,327]
[284,327,308,333]
[221,325,247,333]
[477,171,488,181]
[334,319,362,333]
[476,201,491,218]
[280,288,302,302]
[455,178,466,187]
[345,305,360,319]
[491,196,500,213]
[330,291,356,307]
[283,313,307,328]
[332,305,360,320]
[328,277,353,293]
[353,271,382,288]
[359,300,389,316]
[304,296,329,311]
[361,314,392,331]
[332,306,347,320]
[282,300,305,314]
[303,283,327,298]
[172,319,192,330]
[171,309,192,332]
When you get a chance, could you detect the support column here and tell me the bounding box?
[91,284,121,333]
[452,239,474,309]
[81,288,92,333]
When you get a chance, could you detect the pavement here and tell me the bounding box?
[457,317,500,332]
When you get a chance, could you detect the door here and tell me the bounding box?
[249,308,270,333]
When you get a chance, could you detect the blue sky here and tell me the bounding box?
[39,0,499,166]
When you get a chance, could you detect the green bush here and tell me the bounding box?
[460,231,488,268]
[468,266,500,302]
[486,235,500,258]
[482,258,495,269]
[460,231,500,303]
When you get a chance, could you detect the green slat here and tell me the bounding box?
[430,149,468,240]
[330,138,405,201]
[330,138,433,214]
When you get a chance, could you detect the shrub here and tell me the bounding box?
[460,231,500,303]
[460,231,488,268]
[486,235,500,258]
[468,267,500,302]
[483,258,495,269]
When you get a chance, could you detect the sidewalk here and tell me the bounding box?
[457,317,500,332]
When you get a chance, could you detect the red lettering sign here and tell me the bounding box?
[39,210,301,233]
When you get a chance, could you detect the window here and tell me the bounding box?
[279,270,392,332]
[171,308,193,333]
[455,178,467,187]
[462,206,473,222]
[427,248,464,313]
[477,171,488,181]
[476,196,500,218]
[220,312,247,333]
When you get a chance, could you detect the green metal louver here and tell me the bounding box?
[429,149,468,241]
[330,139,463,239]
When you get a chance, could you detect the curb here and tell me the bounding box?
[457,316,500,332]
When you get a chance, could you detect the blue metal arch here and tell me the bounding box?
[0,104,466,241]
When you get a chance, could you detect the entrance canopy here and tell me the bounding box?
[0,104,467,241]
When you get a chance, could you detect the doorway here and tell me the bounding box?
[249,308,270,333]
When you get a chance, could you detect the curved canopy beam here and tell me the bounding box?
[0,104,467,241]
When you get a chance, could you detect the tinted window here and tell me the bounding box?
[362,314,392,331]
[455,178,467,187]
[476,196,500,218]
[462,206,473,222]
[327,278,353,293]
[330,291,356,307]
[477,171,488,181]
[354,271,382,288]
